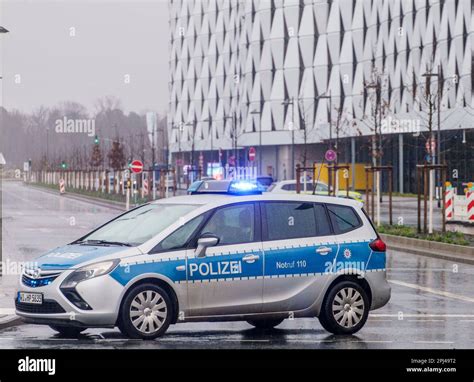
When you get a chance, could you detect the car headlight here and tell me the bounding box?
[61,259,120,289]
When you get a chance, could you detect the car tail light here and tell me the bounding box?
[369,238,386,252]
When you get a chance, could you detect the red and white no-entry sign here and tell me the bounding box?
[248,147,257,162]
[130,160,144,174]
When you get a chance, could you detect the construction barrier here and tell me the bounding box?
[467,183,474,222]
[444,183,454,221]
[59,178,66,194]
[142,178,149,198]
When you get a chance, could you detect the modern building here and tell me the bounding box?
[167,0,473,192]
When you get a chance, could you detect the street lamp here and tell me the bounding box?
[202,117,214,165]
[316,92,332,149]
[281,97,295,179]
[0,26,8,277]
[185,120,196,169]
[250,109,262,174]
[224,114,237,165]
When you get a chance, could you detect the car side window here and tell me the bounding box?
[263,202,316,241]
[199,203,255,245]
[314,203,332,236]
[327,204,361,234]
[282,183,296,191]
[154,214,206,252]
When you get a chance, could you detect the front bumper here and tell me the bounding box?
[15,270,124,327]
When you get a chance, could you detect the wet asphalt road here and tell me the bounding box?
[0,181,473,349]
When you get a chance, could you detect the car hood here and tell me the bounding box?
[337,190,362,198]
[31,244,140,271]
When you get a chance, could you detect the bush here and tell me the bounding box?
[378,224,471,246]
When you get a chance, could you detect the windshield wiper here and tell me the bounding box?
[74,239,132,247]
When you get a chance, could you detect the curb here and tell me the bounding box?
[381,233,474,265]
[0,314,23,330]
[27,184,126,211]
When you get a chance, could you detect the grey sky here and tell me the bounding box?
[0,0,169,115]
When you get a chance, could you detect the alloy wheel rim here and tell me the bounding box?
[130,290,167,334]
[332,287,364,328]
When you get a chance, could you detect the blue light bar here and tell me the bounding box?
[228,180,263,195]
[187,180,263,195]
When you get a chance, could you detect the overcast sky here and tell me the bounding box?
[0,0,169,115]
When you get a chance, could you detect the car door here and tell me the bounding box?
[186,202,264,317]
[261,201,339,313]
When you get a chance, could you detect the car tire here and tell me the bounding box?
[119,283,173,340]
[247,318,284,329]
[318,281,369,335]
[49,325,86,337]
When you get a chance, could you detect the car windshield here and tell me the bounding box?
[78,203,200,246]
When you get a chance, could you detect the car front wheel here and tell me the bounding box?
[119,283,173,340]
[318,281,369,335]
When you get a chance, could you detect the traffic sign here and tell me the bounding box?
[130,160,144,174]
[325,149,337,162]
[248,147,256,162]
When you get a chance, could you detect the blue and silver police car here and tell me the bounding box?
[16,180,390,339]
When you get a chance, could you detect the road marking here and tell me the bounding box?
[407,319,444,322]
[388,279,474,303]
[372,314,474,318]
[413,341,454,344]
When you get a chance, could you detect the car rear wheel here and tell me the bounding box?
[119,283,172,340]
[247,318,284,329]
[49,325,86,337]
[318,281,369,335]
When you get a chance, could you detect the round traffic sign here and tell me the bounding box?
[325,149,337,162]
[130,159,144,174]
[248,147,257,162]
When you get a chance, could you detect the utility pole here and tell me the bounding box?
[423,68,439,233]
[281,97,296,179]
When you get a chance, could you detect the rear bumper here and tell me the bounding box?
[365,270,391,310]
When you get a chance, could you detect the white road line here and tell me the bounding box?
[388,279,474,303]
[407,319,444,322]
[371,314,474,318]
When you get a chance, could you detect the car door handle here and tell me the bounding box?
[242,254,260,263]
[176,265,185,271]
[316,246,332,254]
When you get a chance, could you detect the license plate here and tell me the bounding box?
[18,292,43,305]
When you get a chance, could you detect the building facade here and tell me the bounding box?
[168,0,473,192]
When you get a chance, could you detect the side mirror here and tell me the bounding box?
[195,234,219,258]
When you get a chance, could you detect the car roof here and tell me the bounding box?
[151,192,361,208]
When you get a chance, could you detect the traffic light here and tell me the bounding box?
[94,135,99,145]
[60,161,67,169]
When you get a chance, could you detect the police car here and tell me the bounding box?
[16,180,390,339]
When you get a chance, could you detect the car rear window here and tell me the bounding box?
[327,204,362,234]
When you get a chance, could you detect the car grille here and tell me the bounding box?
[22,274,58,288]
[15,299,66,314]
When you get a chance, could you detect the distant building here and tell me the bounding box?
[168,0,472,192]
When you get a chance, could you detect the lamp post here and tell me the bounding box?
[281,97,295,179]
[316,92,332,150]
[172,123,184,189]
[185,120,196,169]
[250,109,262,175]
[0,26,8,276]
[224,113,237,166]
